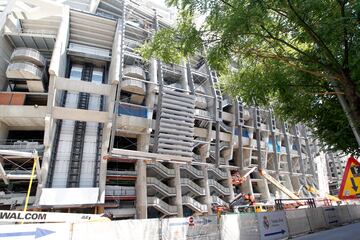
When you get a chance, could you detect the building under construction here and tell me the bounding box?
[0,0,327,219]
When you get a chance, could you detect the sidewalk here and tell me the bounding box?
[294,222,360,240]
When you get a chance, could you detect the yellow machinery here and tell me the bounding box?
[305,185,341,202]
[234,204,272,213]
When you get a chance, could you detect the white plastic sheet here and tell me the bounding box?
[39,187,99,205]
[72,219,160,240]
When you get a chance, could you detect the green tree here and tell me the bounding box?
[139,0,360,155]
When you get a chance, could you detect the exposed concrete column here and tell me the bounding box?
[181,60,189,91]
[293,126,305,176]
[223,150,234,201]
[36,76,59,203]
[199,148,212,214]
[282,123,293,174]
[97,122,112,210]
[304,129,316,177]
[262,131,269,169]
[135,134,148,219]
[235,101,244,169]
[97,82,117,208]
[173,163,183,217]
[254,107,263,170]
[0,122,8,140]
[201,166,212,214]
[268,110,279,178]
[145,59,157,119]
[235,127,244,169]
[135,160,147,219]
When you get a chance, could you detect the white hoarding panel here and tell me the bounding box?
[161,217,188,240]
[72,219,159,240]
[0,223,71,240]
[256,211,289,240]
[322,207,339,227]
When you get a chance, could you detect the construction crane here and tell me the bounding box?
[259,170,300,200]
[231,167,257,185]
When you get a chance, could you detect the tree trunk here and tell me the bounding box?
[341,77,360,127]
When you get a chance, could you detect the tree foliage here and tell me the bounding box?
[139,0,360,155]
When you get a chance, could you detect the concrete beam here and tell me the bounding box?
[52,107,108,123]
[55,77,112,96]
[0,105,46,118]
[0,150,33,158]
[111,149,192,163]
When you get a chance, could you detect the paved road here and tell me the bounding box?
[294,222,360,239]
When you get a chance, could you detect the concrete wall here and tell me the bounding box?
[0,122,8,140]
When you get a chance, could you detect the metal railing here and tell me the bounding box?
[106,170,137,177]
[208,166,228,179]
[105,186,135,196]
[147,162,175,177]
[208,179,231,195]
[180,165,204,178]
[123,65,146,79]
[195,109,212,119]
[211,196,229,207]
[147,177,176,196]
[11,48,46,66]
[180,178,205,195]
[121,78,146,94]
[6,62,43,80]
[182,196,207,212]
[0,139,44,153]
[147,197,177,215]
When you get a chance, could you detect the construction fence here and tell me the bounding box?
[2,205,360,240]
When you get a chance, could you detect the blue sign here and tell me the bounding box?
[0,228,55,239]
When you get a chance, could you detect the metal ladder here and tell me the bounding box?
[93,95,104,187]
[66,64,93,188]
[210,71,223,120]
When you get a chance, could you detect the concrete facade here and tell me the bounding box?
[0,0,330,218]
[325,152,347,196]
